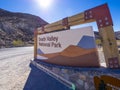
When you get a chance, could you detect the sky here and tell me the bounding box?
[0,0,120,31]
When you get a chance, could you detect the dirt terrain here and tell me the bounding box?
[0,47,33,90]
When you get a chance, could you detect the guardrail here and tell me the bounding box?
[31,60,76,90]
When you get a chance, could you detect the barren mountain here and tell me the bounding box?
[94,31,120,40]
[0,8,48,48]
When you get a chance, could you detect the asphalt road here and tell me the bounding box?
[0,46,33,90]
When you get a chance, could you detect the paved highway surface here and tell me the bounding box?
[0,46,33,90]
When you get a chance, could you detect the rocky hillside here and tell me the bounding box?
[0,8,48,48]
[94,31,120,40]
[115,31,120,40]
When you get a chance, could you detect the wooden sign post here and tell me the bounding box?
[34,4,120,69]
[34,29,38,59]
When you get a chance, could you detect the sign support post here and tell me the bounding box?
[34,29,38,59]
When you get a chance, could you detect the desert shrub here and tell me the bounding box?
[12,40,24,46]
[96,39,102,47]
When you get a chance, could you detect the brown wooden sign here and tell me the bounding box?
[34,4,120,68]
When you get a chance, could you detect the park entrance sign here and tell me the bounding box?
[34,4,120,69]
[37,26,100,67]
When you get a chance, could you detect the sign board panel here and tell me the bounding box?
[37,26,100,67]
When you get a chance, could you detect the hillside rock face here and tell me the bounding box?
[0,8,48,47]
[115,31,120,40]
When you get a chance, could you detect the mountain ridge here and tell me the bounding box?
[0,8,48,47]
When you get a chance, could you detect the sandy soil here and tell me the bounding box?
[0,47,33,90]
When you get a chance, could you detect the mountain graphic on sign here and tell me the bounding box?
[77,36,96,49]
[38,45,100,67]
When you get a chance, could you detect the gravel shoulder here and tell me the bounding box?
[0,47,33,90]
